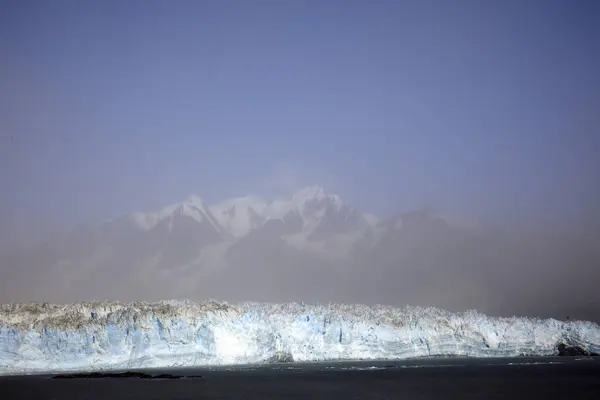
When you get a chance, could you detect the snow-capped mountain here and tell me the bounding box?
[124,185,376,250]
[209,195,268,237]
[2,185,600,322]
[2,186,376,299]
[130,194,225,234]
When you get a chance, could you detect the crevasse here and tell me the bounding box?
[0,300,598,375]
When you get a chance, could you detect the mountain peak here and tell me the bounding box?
[292,185,327,203]
[210,195,269,237]
[291,185,345,213]
[130,194,210,230]
[184,194,205,207]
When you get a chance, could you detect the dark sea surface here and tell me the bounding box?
[1,357,599,399]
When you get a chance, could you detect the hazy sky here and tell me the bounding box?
[1,0,599,244]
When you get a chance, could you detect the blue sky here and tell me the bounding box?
[1,0,599,243]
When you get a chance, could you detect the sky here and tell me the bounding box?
[1,0,599,245]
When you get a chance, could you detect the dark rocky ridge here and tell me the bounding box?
[556,343,599,357]
[52,371,202,379]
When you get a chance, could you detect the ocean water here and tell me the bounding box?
[0,357,598,399]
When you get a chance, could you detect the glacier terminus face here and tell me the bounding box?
[0,300,598,375]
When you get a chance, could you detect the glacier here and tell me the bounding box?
[0,300,599,375]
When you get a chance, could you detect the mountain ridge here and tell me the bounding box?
[117,186,381,255]
[2,185,599,322]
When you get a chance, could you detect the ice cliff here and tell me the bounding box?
[1,300,599,375]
